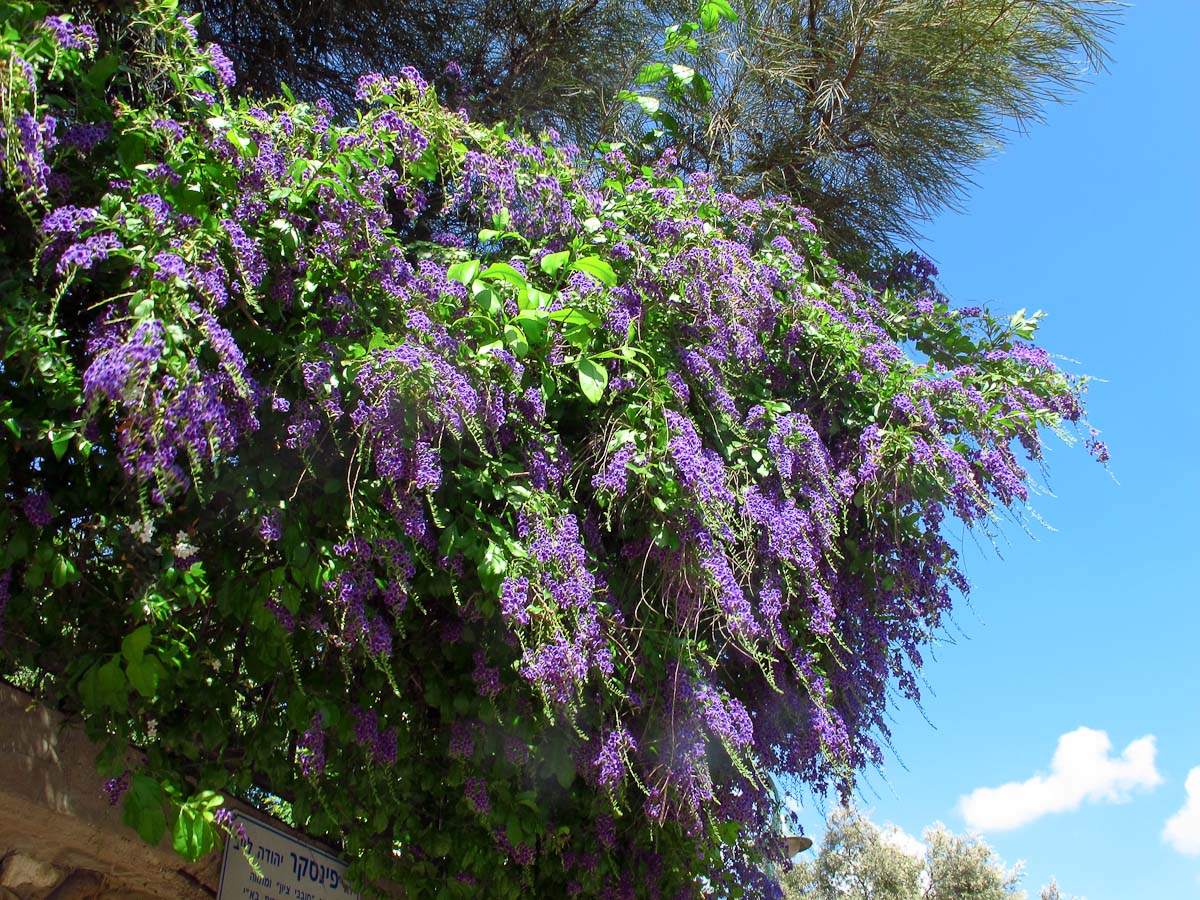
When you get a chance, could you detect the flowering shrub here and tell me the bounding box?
[0,2,1101,897]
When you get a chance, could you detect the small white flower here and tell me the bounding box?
[174,531,198,559]
[132,517,155,544]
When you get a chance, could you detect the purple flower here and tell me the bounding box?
[56,233,121,275]
[21,492,52,528]
[152,118,186,141]
[258,512,282,542]
[465,778,490,815]
[351,706,397,765]
[472,650,501,698]
[102,772,129,806]
[214,807,249,847]
[594,727,635,788]
[0,571,10,637]
[448,721,475,759]
[206,43,237,88]
[138,193,173,224]
[13,113,57,195]
[63,123,109,153]
[265,597,295,632]
[366,615,392,656]
[1087,429,1110,464]
[41,205,99,238]
[499,576,531,626]
[153,252,188,282]
[592,443,637,496]
[43,16,97,52]
[664,411,734,506]
[399,66,429,93]
[9,54,35,91]
[665,371,690,403]
[222,220,267,287]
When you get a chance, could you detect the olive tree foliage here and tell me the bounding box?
[782,807,1084,900]
[1038,881,1084,900]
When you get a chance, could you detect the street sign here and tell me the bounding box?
[217,813,360,900]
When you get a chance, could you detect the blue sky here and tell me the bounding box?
[814,2,1200,897]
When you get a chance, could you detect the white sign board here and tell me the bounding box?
[218,813,360,900]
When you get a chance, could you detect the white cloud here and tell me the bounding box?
[1164,766,1200,855]
[880,824,926,860]
[958,727,1162,832]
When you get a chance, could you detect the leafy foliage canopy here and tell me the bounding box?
[0,3,1099,896]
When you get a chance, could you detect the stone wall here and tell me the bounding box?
[0,682,308,900]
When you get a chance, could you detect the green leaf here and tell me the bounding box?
[473,286,502,317]
[50,430,73,460]
[123,776,166,846]
[479,262,528,289]
[477,542,508,593]
[571,257,617,287]
[117,132,147,169]
[504,324,530,358]
[692,73,713,103]
[447,260,481,286]
[635,63,672,84]
[121,625,152,664]
[126,655,164,699]
[85,54,121,90]
[552,753,575,788]
[670,64,695,84]
[51,555,77,588]
[524,287,553,311]
[635,95,661,116]
[576,358,609,404]
[225,128,253,154]
[173,804,217,860]
[196,790,225,810]
[96,657,128,713]
[710,0,737,22]
[699,0,735,31]
[368,330,393,351]
[410,146,440,181]
[548,307,599,327]
[539,250,571,276]
[515,313,547,347]
[506,814,525,846]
